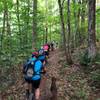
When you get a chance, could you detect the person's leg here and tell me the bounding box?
[25,82,29,96]
[35,88,40,100]
[29,83,32,93]
[32,79,41,100]
[24,81,31,98]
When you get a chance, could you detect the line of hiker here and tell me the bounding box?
[22,42,54,100]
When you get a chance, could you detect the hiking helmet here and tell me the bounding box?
[32,51,38,57]
[38,49,44,55]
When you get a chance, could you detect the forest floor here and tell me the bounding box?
[0,49,100,100]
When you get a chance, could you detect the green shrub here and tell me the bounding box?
[80,50,100,66]
[80,50,91,66]
[90,70,100,88]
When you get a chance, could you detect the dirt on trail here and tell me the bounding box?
[0,49,100,100]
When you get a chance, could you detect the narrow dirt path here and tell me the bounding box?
[40,49,70,100]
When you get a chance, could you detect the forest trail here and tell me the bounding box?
[40,49,68,100]
[0,49,70,100]
[0,49,66,100]
[0,49,100,100]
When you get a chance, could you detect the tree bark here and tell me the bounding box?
[66,0,73,64]
[16,0,22,49]
[45,26,48,43]
[77,0,81,46]
[58,0,72,64]
[27,0,30,45]
[1,2,6,50]
[6,0,12,66]
[88,0,96,60]
[73,0,77,48]
[45,0,48,44]
[32,0,37,48]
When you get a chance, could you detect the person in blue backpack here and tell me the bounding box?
[38,48,47,65]
[23,52,46,100]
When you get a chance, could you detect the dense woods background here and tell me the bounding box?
[0,0,100,99]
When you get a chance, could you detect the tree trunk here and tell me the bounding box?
[81,0,85,43]
[73,0,77,48]
[32,0,37,48]
[58,0,72,64]
[66,0,73,64]
[45,0,48,44]
[6,0,12,66]
[50,23,52,42]
[45,26,48,43]
[16,0,22,49]
[1,4,6,50]
[77,0,81,46]
[43,33,45,45]
[88,0,96,60]
[26,0,30,44]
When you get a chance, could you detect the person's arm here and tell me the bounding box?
[43,60,46,65]
[42,59,47,74]
[41,66,46,74]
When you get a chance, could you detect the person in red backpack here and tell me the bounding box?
[43,44,49,58]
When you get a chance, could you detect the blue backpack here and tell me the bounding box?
[23,58,37,79]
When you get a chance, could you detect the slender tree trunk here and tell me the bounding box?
[26,0,30,44]
[45,0,48,43]
[23,0,30,49]
[6,0,12,66]
[50,23,52,42]
[77,0,81,46]
[16,0,22,49]
[88,0,96,60]
[32,0,37,48]
[73,0,77,48]
[66,0,73,64]
[43,33,45,45]
[81,0,85,44]
[1,6,6,50]
[81,0,88,45]
[58,0,71,64]
[81,0,85,23]
[45,26,48,43]
[0,0,6,61]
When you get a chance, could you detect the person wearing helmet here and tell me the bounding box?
[50,42,54,51]
[38,49,47,65]
[43,44,50,58]
[32,50,38,57]
[23,51,45,100]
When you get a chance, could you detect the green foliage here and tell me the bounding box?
[90,69,100,88]
[94,52,100,64]
[80,49,100,67]
[96,7,100,40]
[80,50,91,66]
[76,88,88,100]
